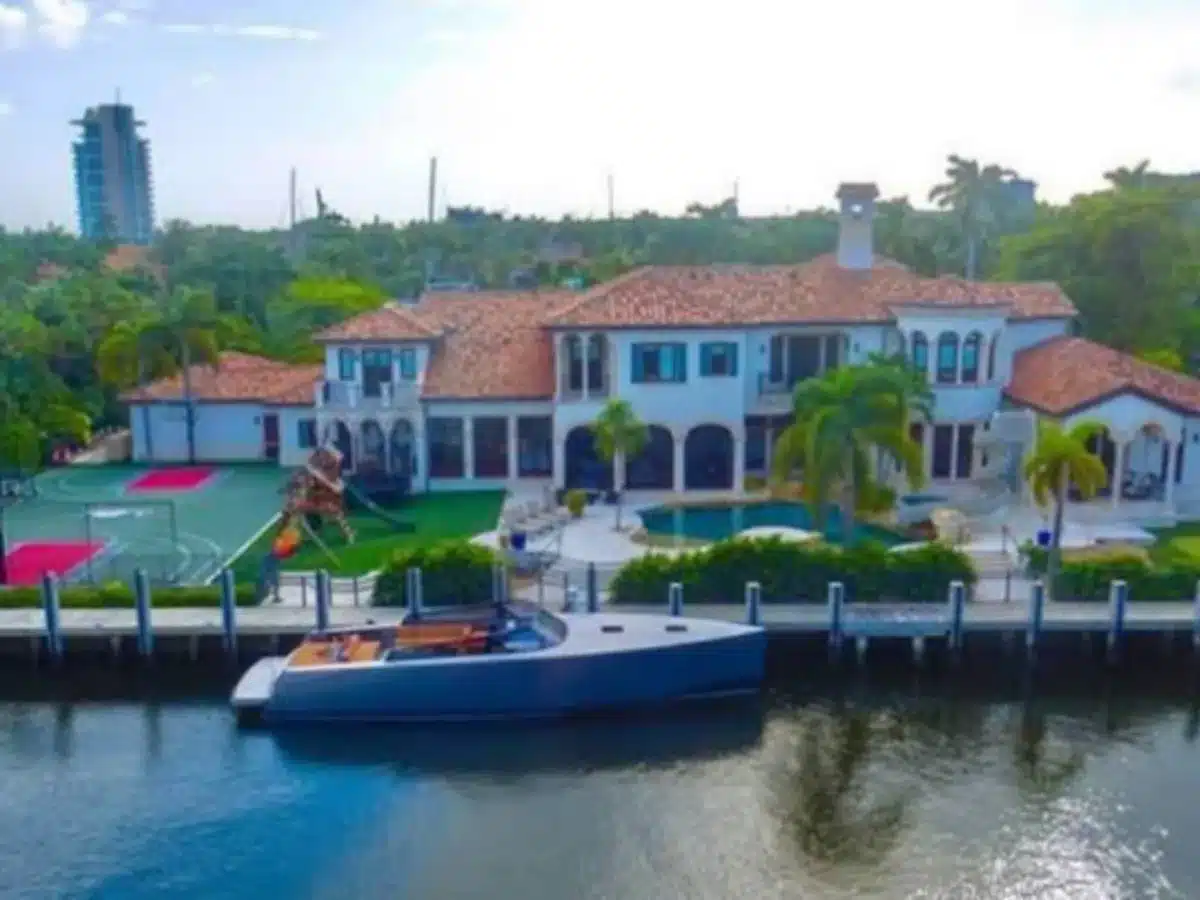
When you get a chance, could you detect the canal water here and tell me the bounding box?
[2,675,1198,899]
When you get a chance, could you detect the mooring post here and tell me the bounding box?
[668,581,684,617]
[1193,579,1200,653]
[948,580,966,659]
[586,563,599,613]
[1026,580,1046,663]
[405,567,423,621]
[492,563,507,611]
[133,568,154,660]
[40,572,63,665]
[314,570,331,633]
[563,585,580,613]
[1107,579,1129,665]
[827,581,845,660]
[745,581,762,626]
[219,567,238,659]
[300,574,308,608]
[352,576,360,608]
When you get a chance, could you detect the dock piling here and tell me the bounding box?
[1026,580,1046,663]
[948,580,966,659]
[219,568,238,658]
[745,581,762,626]
[1107,579,1129,665]
[586,563,599,613]
[405,568,423,620]
[827,582,845,660]
[314,570,331,632]
[300,574,308,608]
[133,568,154,660]
[1193,580,1200,652]
[40,573,63,665]
[668,582,684,617]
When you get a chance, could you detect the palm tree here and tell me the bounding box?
[772,356,932,544]
[96,286,224,464]
[1104,159,1152,190]
[590,398,648,530]
[1022,421,1109,596]
[928,154,1017,279]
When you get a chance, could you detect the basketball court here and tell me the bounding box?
[0,465,289,586]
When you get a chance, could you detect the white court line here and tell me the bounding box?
[205,512,281,584]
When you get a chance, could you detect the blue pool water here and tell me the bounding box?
[899,493,948,506]
[639,501,906,546]
[2,685,1200,898]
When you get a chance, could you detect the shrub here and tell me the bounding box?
[609,537,976,605]
[373,540,496,607]
[564,489,588,518]
[1020,543,1195,602]
[0,582,259,609]
[743,473,767,493]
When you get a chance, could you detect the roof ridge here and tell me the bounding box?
[544,266,653,325]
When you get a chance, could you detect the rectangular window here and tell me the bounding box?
[932,425,954,478]
[823,334,842,370]
[631,343,687,383]
[518,416,553,477]
[936,338,958,385]
[955,425,975,479]
[397,348,417,380]
[768,335,784,383]
[297,419,317,449]
[428,417,464,478]
[473,417,509,478]
[337,348,357,381]
[700,342,738,377]
[745,418,767,472]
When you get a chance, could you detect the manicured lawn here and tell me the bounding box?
[229,490,505,577]
[1147,522,1200,566]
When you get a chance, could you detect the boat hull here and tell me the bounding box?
[249,613,765,724]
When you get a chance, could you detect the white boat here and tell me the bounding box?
[231,602,766,725]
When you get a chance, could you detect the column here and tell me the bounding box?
[507,416,519,482]
[1165,437,1178,508]
[553,433,566,490]
[414,427,428,492]
[1112,440,1126,507]
[673,430,686,493]
[733,433,746,494]
[817,334,826,376]
[462,417,474,480]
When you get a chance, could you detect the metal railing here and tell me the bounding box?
[316,380,422,411]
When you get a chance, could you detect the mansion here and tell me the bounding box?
[125,183,1200,513]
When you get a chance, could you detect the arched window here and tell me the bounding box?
[961,332,982,383]
[936,332,959,384]
[911,332,929,375]
[986,334,999,382]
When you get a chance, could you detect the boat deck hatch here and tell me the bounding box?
[665,624,688,633]
[601,624,625,634]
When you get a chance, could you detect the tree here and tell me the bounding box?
[771,357,932,544]
[1104,159,1152,190]
[928,154,1018,279]
[589,398,647,530]
[1022,421,1109,597]
[95,287,225,464]
[0,419,41,471]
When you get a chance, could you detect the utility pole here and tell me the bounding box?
[428,156,438,223]
[607,172,615,219]
[288,167,297,231]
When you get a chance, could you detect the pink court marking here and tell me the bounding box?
[126,467,216,493]
[3,541,105,586]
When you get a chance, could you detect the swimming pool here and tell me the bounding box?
[638,501,906,546]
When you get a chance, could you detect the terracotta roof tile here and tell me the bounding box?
[123,351,320,406]
[315,303,442,342]
[416,291,570,400]
[1006,337,1200,416]
[548,255,1075,329]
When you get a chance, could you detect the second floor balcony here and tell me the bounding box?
[316,379,421,412]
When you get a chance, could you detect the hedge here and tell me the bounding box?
[1022,544,1200,602]
[374,541,496,607]
[609,538,976,605]
[0,582,260,609]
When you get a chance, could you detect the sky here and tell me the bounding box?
[0,0,1198,231]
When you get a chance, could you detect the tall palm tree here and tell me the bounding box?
[928,154,1017,279]
[772,356,932,544]
[1022,421,1109,597]
[590,398,648,530]
[1103,159,1152,190]
[96,286,224,464]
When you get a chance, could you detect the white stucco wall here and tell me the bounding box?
[130,403,268,462]
[322,341,432,385]
[276,406,316,467]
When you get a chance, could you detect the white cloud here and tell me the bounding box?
[0,3,28,49]
[162,22,322,41]
[101,10,130,26]
[32,0,89,49]
[190,72,215,87]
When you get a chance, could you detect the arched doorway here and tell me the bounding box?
[1083,426,1117,499]
[359,420,386,475]
[1124,423,1170,501]
[684,424,734,489]
[327,421,353,472]
[564,425,612,491]
[625,425,674,489]
[389,420,415,478]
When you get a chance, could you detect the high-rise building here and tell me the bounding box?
[71,102,155,245]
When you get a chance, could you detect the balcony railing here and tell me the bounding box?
[316,380,421,411]
[558,380,611,402]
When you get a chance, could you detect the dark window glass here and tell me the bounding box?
[932,425,954,478]
[428,417,464,478]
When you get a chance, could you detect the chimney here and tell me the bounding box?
[835,182,879,270]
